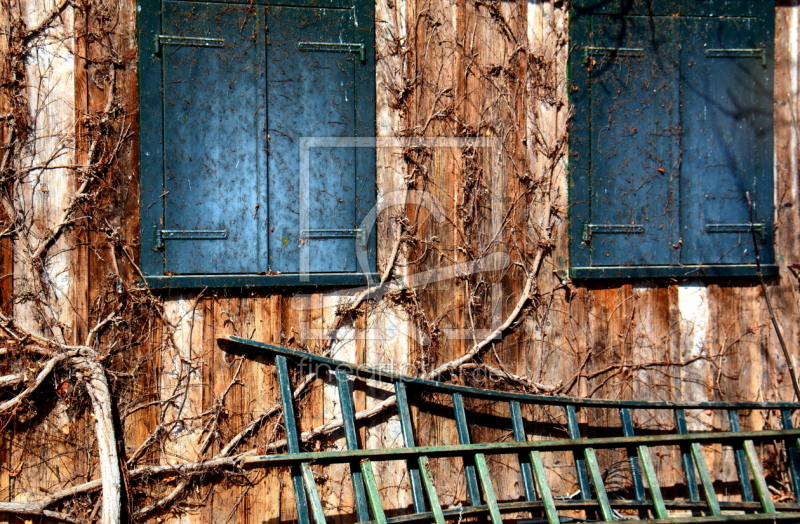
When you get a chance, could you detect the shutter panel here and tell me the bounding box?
[587,15,679,267]
[266,6,362,273]
[161,2,266,274]
[679,15,774,265]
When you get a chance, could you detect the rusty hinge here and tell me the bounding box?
[301,229,366,248]
[154,35,226,54]
[297,41,365,63]
[153,227,228,251]
[706,48,765,67]
[582,223,644,244]
[584,46,644,65]
[706,223,766,241]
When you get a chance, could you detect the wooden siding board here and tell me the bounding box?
[3,0,800,521]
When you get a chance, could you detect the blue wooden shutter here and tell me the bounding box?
[569,0,775,279]
[266,6,365,274]
[138,0,376,286]
[679,14,774,266]
[586,15,678,268]
[161,2,266,274]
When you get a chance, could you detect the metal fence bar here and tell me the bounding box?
[452,393,481,505]
[728,410,755,502]
[565,404,592,500]
[396,381,427,514]
[276,355,311,524]
[335,370,371,523]
[510,401,537,502]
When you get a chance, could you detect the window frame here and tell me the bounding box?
[137,0,378,289]
[567,0,777,280]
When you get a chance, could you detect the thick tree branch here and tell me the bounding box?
[69,349,122,524]
[0,502,82,524]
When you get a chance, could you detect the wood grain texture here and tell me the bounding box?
[2,0,800,522]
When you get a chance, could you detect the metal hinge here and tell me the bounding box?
[584,47,644,65]
[582,223,644,244]
[297,41,365,63]
[154,35,226,54]
[706,223,766,241]
[706,48,765,67]
[153,227,228,251]
[301,229,366,248]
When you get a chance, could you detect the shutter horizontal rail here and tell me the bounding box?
[243,428,800,467]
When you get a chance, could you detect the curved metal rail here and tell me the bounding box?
[220,335,800,524]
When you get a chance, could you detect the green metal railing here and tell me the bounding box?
[220,335,800,524]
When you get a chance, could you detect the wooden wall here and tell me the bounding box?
[1,0,800,522]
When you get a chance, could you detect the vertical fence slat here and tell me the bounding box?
[690,442,721,516]
[781,409,800,501]
[530,450,560,524]
[565,404,592,500]
[674,409,701,501]
[395,381,427,514]
[728,410,755,503]
[276,355,311,524]
[335,370,371,522]
[418,456,446,524]
[637,444,668,519]
[510,401,537,502]
[584,447,614,521]
[475,453,503,524]
[452,392,481,505]
[361,459,388,524]
[301,463,329,524]
[743,439,776,514]
[619,408,646,501]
